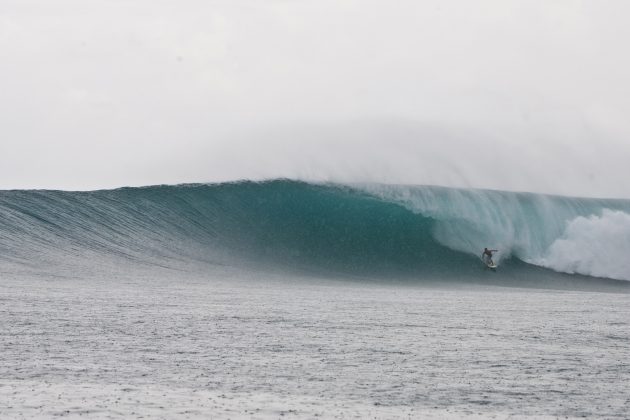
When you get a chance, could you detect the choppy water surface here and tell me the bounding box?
[1,274,629,419]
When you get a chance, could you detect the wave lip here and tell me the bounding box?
[1,179,629,286]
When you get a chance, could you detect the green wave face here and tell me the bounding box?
[1,179,629,289]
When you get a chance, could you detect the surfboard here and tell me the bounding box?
[484,261,497,269]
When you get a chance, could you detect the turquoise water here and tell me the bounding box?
[1,179,629,288]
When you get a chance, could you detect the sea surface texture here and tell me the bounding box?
[1,180,629,418]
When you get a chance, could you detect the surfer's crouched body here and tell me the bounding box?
[483,247,497,265]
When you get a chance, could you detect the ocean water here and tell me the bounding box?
[1,180,629,418]
[2,273,629,419]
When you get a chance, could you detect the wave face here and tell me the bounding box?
[1,180,629,286]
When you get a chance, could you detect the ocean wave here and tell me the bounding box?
[1,179,629,284]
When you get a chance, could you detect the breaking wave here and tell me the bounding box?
[1,179,629,287]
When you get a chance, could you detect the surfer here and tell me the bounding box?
[482,248,498,266]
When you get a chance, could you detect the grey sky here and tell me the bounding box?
[1,0,629,197]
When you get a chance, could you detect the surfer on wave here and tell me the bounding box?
[482,248,498,266]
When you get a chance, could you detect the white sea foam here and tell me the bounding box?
[537,209,630,281]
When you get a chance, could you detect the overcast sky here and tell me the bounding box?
[1,0,629,197]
